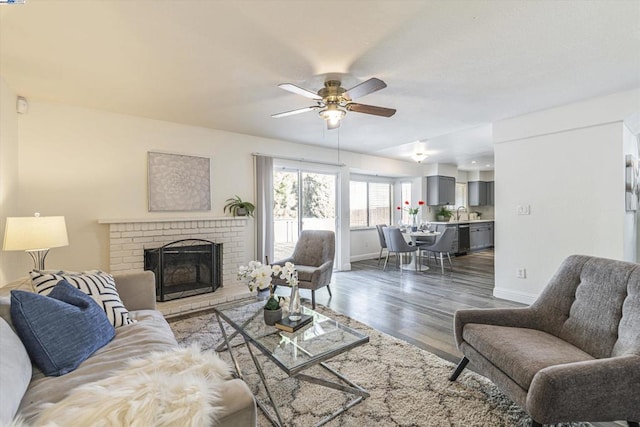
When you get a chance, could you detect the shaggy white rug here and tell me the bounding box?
[33,344,231,427]
[170,306,592,427]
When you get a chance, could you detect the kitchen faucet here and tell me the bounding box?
[456,206,466,221]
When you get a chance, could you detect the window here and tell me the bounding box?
[349,181,368,227]
[455,182,467,208]
[400,182,412,224]
[349,180,391,228]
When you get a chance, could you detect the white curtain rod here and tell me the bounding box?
[251,152,346,168]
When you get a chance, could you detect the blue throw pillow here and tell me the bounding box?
[10,280,115,376]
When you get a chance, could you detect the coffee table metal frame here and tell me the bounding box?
[213,299,370,427]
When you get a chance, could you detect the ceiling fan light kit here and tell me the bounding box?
[319,105,346,129]
[273,77,396,130]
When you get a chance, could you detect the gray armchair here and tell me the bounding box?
[272,230,335,309]
[449,255,640,427]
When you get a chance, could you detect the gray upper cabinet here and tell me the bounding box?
[469,181,487,206]
[487,181,495,206]
[426,175,455,206]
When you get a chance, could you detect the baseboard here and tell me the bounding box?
[492,287,537,305]
[350,252,380,262]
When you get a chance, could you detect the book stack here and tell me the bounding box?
[275,314,313,333]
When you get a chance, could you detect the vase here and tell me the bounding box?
[288,283,302,321]
[256,288,270,301]
[263,307,282,326]
[411,215,418,232]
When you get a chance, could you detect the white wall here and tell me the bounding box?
[1,96,421,282]
[0,78,21,284]
[493,89,639,304]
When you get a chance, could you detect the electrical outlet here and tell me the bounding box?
[516,205,530,215]
[516,268,527,279]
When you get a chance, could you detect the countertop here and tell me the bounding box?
[429,219,494,225]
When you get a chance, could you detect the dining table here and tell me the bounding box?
[401,230,440,271]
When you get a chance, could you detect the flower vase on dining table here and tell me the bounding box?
[411,215,418,232]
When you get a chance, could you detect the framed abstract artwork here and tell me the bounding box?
[148,151,211,212]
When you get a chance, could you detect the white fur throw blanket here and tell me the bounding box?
[31,344,232,427]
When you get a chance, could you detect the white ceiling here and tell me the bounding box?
[1,0,639,171]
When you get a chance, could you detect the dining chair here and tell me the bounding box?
[382,227,419,274]
[375,224,388,266]
[419,227,456,274]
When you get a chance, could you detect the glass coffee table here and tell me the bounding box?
[214,299,370,426]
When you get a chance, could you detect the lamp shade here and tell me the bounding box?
[3,216,69,252]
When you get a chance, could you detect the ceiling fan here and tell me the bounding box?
[272,77,396,129]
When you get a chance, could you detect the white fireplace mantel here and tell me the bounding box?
[98,216,249,224]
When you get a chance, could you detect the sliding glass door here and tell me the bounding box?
[273,168,337,260]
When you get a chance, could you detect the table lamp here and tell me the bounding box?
[2,213,69,270]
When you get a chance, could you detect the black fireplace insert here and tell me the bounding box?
[144,239,222,302]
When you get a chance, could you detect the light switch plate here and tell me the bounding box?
[516,205,530,215]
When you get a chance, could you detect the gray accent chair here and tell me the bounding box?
[272,230,335,309]
[449,255,640,427]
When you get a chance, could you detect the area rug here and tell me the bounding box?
[169,306,588,427]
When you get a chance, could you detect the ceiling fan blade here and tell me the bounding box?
[271,106,319,118]
[346,103,396,117]
[278,83,322,100]
[344,77,387,100]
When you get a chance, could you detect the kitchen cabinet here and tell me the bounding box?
[469,222,494,250]
[487,181,494,206]
[468,181,488,206]
[426,175,455,206]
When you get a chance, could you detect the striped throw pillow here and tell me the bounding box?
[30,270,134,328]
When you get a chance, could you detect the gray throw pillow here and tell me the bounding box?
[0,317,32,425]
[11,280,115,376]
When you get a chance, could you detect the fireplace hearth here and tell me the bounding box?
[144,239,222,302]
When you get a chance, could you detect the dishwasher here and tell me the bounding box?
[456,224,470,255]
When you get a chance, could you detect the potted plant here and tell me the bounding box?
[437,206,453,221]
[237,260,293,325]
[224,196,255,217]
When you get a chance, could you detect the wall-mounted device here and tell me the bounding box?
[16,96,28,114]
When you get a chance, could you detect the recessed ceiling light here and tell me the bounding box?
[485,164,491,167]
[471,160,477,164]
[412,153,428,163]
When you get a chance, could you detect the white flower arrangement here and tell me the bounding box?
[237,260,275,292]
[272,261,298,287]
[237,261,298,311]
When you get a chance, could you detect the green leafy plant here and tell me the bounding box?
[437,206,453,218]
[264,296,282,310]
[224,195,255,217]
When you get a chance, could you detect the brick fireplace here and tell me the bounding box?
[99,217,248,295]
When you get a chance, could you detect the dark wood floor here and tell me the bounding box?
[312,249,523,364]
